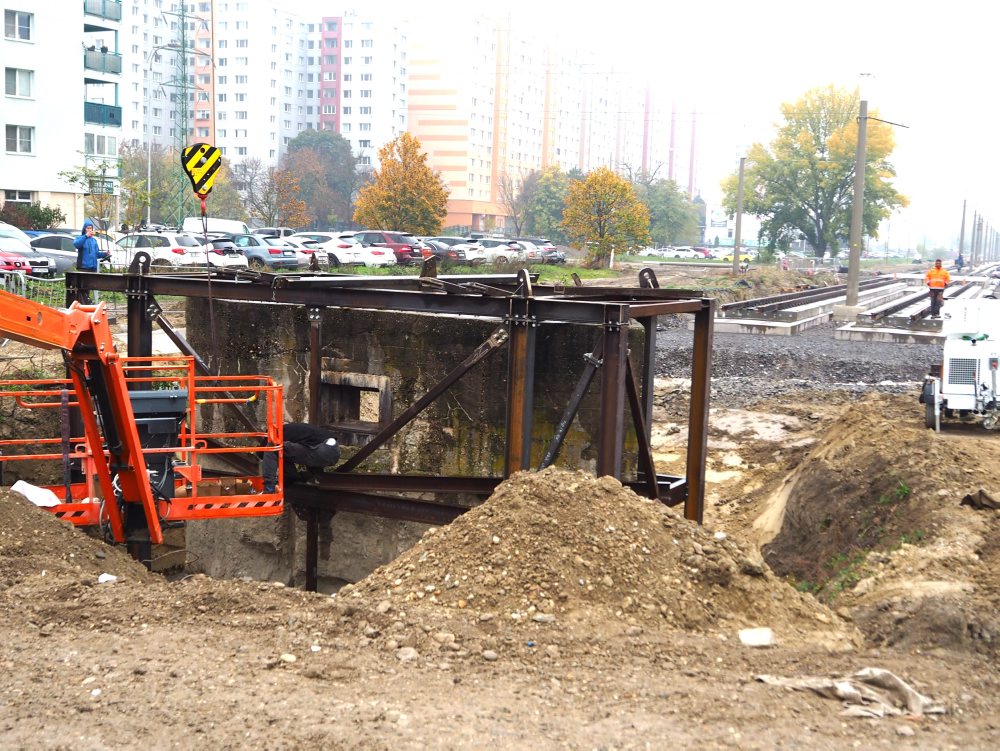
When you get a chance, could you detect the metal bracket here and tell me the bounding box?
[583,352,604,367]
[307,306,324,322]
[145,300,163,321]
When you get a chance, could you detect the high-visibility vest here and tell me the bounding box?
[926,267,950,289]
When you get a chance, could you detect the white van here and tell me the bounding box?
[181,217,250,236]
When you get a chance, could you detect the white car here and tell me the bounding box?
[667,246,702,260]
[113,232,209,269]
[292,232,375,267]
[283,238,329,269]
[513,239,542,263]
[478,238,525,263]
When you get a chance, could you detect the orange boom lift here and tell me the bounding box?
[0,287,284,548]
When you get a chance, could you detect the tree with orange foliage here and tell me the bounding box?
[353,133,448,234]
[561,167,651,268]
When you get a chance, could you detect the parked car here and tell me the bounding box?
[400,234,435,260]
[426,236,486,265]
[513,239,542,263]
[513,237,561,263]
[721,252,754,263]
[29,233,79,274]
[352,230,419,265]
[0,251,31,275]
[230,234,301,271]
[190,235,250,269]
[0,224,58,276]
[283,237,329,269]
[253,227,296,238]
[668,247,702,260]
[478,238,525,264]
[113,231,209,269]
[291,232,367,267]
[419,238,472,265]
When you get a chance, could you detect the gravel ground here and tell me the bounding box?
[653,317,933,408]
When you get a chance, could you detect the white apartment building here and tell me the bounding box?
[334,12,407,170]
[3,1,122,227]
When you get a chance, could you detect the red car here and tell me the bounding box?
[0,251,29,273]
[353,230,419,265]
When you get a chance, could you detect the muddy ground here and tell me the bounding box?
[1,262,999,749]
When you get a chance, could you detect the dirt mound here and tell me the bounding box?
[0,488,153,591]
[755,392,1000,653]
[340,467,855,651]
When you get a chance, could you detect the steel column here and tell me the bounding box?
[685,300,714,522]
[597,305,629,477]
[305,508,319,592]
[504,298,537,474]
[308,307,323,424]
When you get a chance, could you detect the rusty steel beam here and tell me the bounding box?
[624,356,658,500]
[288,484,471,526]
[505,295,537,474]
[597,305,629,477]
[305,509,319,592]
[308,307,322,425]
[685,300,714,523]
[336,327,510,473]
[538,336,604,470]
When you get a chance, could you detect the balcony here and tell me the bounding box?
[84,49,122,75]
[84,101,122,128]
[83,0,122,23]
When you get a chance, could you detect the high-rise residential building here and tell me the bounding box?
[2,2,122,227]
[323,12,407,170]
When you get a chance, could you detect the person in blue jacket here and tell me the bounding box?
[72,220,110,271]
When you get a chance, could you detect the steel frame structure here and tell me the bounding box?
[67,258,714,590]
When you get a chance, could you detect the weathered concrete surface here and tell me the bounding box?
[184,298,644,591]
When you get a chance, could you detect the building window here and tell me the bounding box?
[360,73,371,81]
[325,21,337,31]
[359,139,371,148]
[361,39,372,47]
[5,124,32,153]
[360,106,371,115]
[3,10,32,41]
[322,105,336,114]
[236,146,247,155]
[84,133,117,156]
[359,122,370,131]
[344,40,352,48]
[236,111,248,119]
[360,155,371,165]
[360,90,371,98]
[363,56,372,64]
[4,189,31,202]
[4,67,32,97]
[236,39,248,48]
[342,106,351,115]
[343,56,352,65]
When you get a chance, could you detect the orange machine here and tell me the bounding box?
[0,288,284,545]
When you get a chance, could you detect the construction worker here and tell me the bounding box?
[925,258,951,317]
[261,422,340,494]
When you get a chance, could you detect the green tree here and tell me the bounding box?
[634,178,700,245]
[286,130,359,228]
[353,133,448,234]
[58,157,119,228]
[525,165,569,242]
[561,167,651,268]
[721,84,908,257]
[0,201,66,229]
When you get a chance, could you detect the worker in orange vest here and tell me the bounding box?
[924,258,951,317]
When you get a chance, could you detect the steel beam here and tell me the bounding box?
[505,295,537,473]
[685,300,714,522]
[597,305,629,477]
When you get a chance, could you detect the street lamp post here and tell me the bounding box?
[145,43,182,228]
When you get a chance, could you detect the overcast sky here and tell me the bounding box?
[308,1,995,250]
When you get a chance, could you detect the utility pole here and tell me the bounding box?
[731,156,745,274]
[846,99,867,307]
[958,200,966,256]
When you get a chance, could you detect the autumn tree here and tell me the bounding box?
[721,85,908,257]
[353,133,448,234]
[497,170,539,237]
[524,165,569,242]
[238,157,310,227]
[561,167,651,268]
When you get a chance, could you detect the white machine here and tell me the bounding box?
[921,299,1000,430]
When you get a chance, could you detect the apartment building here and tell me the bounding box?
[3,2,121,227]
[320,12,408,170]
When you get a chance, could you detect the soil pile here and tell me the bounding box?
[755,392,1000,653]
[0,489,153,590]
[341,467,856,650]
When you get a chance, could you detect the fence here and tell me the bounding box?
[0,272,128,318]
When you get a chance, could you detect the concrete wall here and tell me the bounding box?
[184,299,641,591]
